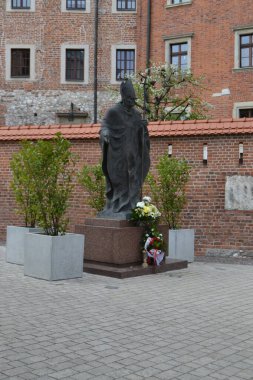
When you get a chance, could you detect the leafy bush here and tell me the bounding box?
[10,141,38,227]
[78,162,106,212]
[147,155,190,229]
[27,133,76,236]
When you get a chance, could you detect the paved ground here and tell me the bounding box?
[0,247,253,380]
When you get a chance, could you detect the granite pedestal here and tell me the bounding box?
[75,218,188,278]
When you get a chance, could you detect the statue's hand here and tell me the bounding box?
[100,129,110,144]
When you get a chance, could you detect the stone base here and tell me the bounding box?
[75,218,143,265]
[83,259,188,279]
[75,218,169,266]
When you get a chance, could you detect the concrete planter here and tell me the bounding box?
[6,226,42,265]
[168,229,195,262]
[24,232,85,281]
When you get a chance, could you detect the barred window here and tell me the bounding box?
[240,34,253,68]
[66,0,86,10]
[12,0,30,8]
[116,49,135,81]
[66,49,84,81]
[117,0,136,11]
[170,42,188,70]
[11,49,30,78]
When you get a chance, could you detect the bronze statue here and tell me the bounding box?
[98,79,150,219]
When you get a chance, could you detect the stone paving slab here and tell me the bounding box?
[0,246,253,379]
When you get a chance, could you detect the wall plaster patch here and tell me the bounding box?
[225,175,253,210]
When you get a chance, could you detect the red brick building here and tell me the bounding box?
[0,0,137,125]
[138,0,253,119]
[0,0,253,125]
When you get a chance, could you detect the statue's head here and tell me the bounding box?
[120,79,136,108]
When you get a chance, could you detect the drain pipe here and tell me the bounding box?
[146,0,151,71]
[93,0,99,123]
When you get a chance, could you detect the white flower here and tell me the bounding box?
[136,201,145,208]
[143,196,151,204]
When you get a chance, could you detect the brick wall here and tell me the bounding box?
[1,121,253,256]
[137,0,253,119]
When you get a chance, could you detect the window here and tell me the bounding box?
[234,27,253,69]
[111,45,136,84]
[6,45,35,81]
[61,44,89,84]
[239,108,253,118]
[117,0,136,11]
[66,0,86,10]
[61,0,90,12]
[167,0,192,6]
[11,49,30,78]
[165,35,192,70]
[116,49,135,81]
[233,102,253,118]
[66,49,84,81]
[172,0,187,3]
[240,34,253,68]
[170,42,188,70]
[11,0,30,8]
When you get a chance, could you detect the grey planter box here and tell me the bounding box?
[6,226,42,265]
[24,232,85,281]
[168,229,195,262]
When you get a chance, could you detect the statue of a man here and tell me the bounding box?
[99,79,150,219]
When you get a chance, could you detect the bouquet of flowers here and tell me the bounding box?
[130,196,161,225]
[143,228,165,266]
[131,197,165,266]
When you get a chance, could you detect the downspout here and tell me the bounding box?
[93,0,99,123]
[146,0,151,71]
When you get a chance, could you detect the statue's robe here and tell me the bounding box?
[100,102,150,216]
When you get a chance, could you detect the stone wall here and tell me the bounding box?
[0,90,117,126]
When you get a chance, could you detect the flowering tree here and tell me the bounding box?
[131,64,209,121]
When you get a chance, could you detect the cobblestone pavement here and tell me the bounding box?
[0,246,253,380]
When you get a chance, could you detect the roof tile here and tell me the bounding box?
[0,119,253,141]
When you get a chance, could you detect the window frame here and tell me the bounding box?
[66,0,86,11]
[116,0,136,11]
[234,26,253,70]
[165,35,192,70]
[170,42,188,70]
[65,49,85,82]
[112,0,137,13]
[111,44,136,84]
[11,0,30,9]
[61,0,90,12]
[6,44,36,81]
[61,44,89,85]
[239,34,253,68]
[11,48,30,78]
[6,0,35,11]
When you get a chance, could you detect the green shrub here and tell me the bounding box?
[78,162,106,212]
[147,155,190,229]
[28,133,76,236]
[10,141,38,227]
